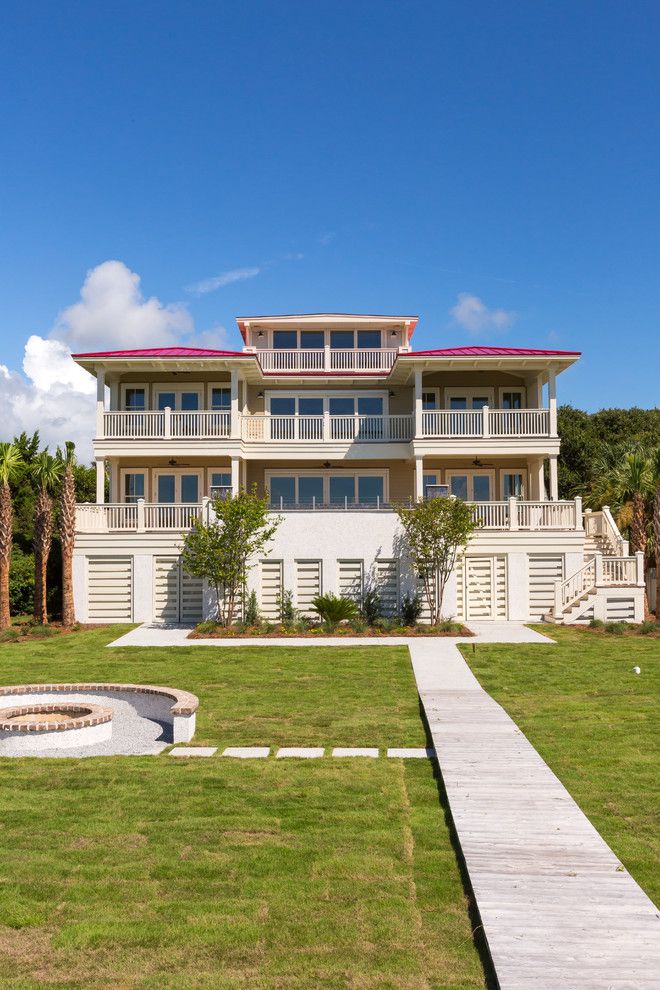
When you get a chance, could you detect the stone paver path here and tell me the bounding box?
[169,746,217,757]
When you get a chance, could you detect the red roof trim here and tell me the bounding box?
[71,346,251,359]
[403,346,581,357]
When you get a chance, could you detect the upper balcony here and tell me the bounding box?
[252,347,399,374]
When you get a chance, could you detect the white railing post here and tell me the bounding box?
[594,552,604,586]
[548,368,557,436]
[574,496,583,530]
[324,344,331,371]
[635,551,645,586]
[414,368,422,437]
[136,497,146,533]
[95,458,105,504]
[202,496,210,524]
[508,496,518,531]
[95,367,105,437]
[482,404,490,438]
[230,369,240,438]
[164,406,172,439]
[553,579,563,619]
[323,407,330,441]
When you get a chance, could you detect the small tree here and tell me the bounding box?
[182,487,281,626]
[395,497,479,625]
[58,441,77,627]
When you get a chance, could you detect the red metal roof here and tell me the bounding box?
[71,346,250,359]
[404,346,580,357]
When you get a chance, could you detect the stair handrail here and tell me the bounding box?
[600,505,627,556]
[554,557,597,617]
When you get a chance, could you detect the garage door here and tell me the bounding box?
[465,556,507,620]
[154,557,203,624]
[87,556,133,621]
[528,555,563,620]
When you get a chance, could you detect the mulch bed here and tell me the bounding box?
[188,624,474,639]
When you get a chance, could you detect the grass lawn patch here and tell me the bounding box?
[0,627,490,989]
[462,625,659,904]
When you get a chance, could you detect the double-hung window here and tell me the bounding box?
[124,388,146,411]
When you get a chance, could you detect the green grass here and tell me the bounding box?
[462,625,660,904]
[0,627,488,990]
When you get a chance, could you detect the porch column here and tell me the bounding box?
[549,454,559,501]
[536,458,546,501]
[414,368,422,436]
[95,458,105,504]
[231,456,240,495]
[230,368,240,439]
[109,458,120,503]
[95,367,105,438]
[414,457,424,502]
[548,368,557,436]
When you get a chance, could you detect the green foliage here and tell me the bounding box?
[8,546,34,615]
[604,621,627,636]
[395,497,479,625]
[401,593,423,626]
[310,592,358,628]
[639,620,659,635]
[182,487,281,626]
[589,618,605,629]
[243,590,260,626]
[360,588,381,624]
[278,589,296,625]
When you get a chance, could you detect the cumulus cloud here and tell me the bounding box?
[450,293,516,335]
[186,266,261,296]
[0,260,219,461]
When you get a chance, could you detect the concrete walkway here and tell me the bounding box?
[411,635,660,989]
[108,621,660,987]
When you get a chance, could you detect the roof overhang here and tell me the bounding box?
[236,313,418,343]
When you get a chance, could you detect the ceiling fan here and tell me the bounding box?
[168,458,191,467]
[472,457,494,468]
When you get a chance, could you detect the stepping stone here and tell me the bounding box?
[221,746,270,759]
[386,747,436,759]
[331,747,379,758]
[276,747,324,759]
[169,746,217,757]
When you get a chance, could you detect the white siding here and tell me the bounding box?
[528,554,564,620]
[375,558,399,616]
[260,559,283,620]
[295,559,322,615]
[87,556,133,621]
[606,597,636,621]
[338,559,363,603]
[154,557,203,624]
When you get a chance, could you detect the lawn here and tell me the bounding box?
[0,627,489,990]
[463,625,659,904]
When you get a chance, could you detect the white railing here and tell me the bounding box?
[470,502,510,528]
[75,503,138,531]
[421,407,552,438]
[240,414,414,443]
[584,506,627,556]
[102,410,230,439]
[76,501,202,533]
[103,411,165,438]
[143,503,203,530]
[170,411,231,438]
[602,557,637,585]
[554,550,644,617]
[255,348,398,373]
[556,558,597,613]
[517,500,577,530]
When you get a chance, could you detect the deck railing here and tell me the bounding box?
[254,348,399,373]
[241,414,414,443]
[102,409,231,439]
[421,407,551,438]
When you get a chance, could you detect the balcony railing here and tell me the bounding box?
[242,414,414,443]
[255,348,399,373]
[76,498,584,532]
[103,410,231,439]
[421,407,551,438]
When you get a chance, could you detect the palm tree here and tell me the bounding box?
[0,443,23,630]
[652,447,660,617]
[31,451,62,625]
[58,442,77,627]
[591,446,653,554]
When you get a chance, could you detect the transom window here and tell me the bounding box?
[268,330,383,349]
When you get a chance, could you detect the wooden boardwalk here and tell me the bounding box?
[410,635,660,990]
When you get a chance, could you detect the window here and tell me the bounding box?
[298,476,323,504]
[422,391,438,410]
[180,392,199,411]
[157,474,176,503]
[357,329,381,349]
[423,473,438,498]
[124,388,145,411]
[265,470,387,506]
[330,330,354,349]
[449,475,469,500]
[269,476,296,505]
[124,473,145,503]
[157,392,176,410]
[180,475,199,503]
[210,472,231,489]
[156,389,201,411]
[447,472,493,502]
[502,472,525,498]
[154,472,202,504]
[446,389,494,410]
[357,396,383,416]
[211,387,230,410]
[329,396,354,416]
[501,391,523,410]
[270,396,296,416]
[357,475,384,504]
[300,330,324,349]
[273,330,297,349]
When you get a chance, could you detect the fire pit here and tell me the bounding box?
[0,702,113,753]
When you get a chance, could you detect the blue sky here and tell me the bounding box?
[0,0,658,452]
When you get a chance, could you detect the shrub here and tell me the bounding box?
[401,593,423,626]
[437,617,457,633]
[243,591,260,626]
[278,589,296,625]
[638,619,658,635]
[349,616,367,633]
[196,620,219,635]
[589,618,605,629]
[0,628,20,643]
[360,589,381,625]
[604,621,627,636]
[311,593,358,628]
[9,546,34,616]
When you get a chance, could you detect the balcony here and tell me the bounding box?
[254,348,399,373]
[242,414,414,443]
[103,410,231,439]
[421,408,551,438]
[75,498,583,533]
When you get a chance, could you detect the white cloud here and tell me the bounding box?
[186,266,261,296]
[450,293,516,335]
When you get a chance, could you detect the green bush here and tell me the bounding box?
[360,589,381,625]
[638,620,659,635]
[278,589,296,625]
[589,618,605,629]
[311,593,358,629]
[604,621,627,636]
[349,616,367,633]
[0,628,20,643]
[9,546,34,616]
[196,620,219,635]
[243,591,260,626]
[401,593,423,626]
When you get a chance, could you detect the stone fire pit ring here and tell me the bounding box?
[0,702,113,752]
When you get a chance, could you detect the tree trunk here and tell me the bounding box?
[655,486,660,618]
[0,482,12,629]
[60,465,76,626]
[630,492,647,555]
[33,489,53,624]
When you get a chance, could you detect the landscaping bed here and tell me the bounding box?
[0,618,104,645]
[189,619,472,638]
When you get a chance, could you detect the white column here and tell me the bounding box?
[548,368,557,435]
[231,456,240,495]
[574,495,583,531]
[549,454,558,501]
[482,404,490,438]
[537,458,547,500]
[230,369,240,438]
[414,368,422,436]
[95,458,105,504]
[414,457,424,501]
[109,459,120,503]
[95,368,105,438]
